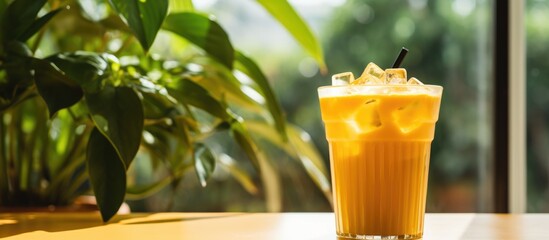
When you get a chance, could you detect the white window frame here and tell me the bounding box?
[509,0,526,213]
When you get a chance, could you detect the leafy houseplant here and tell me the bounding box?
[0,0,330,221]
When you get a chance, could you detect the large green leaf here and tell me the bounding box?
[140,91,176,119]
[129,77,179,120]
[86,127,126,222]
[256,147,281,212]
[235,51,287,141]
[86,86,144,167]
[1,42,33,109]
[218,153,258,195]
[169,0,193,12]
[0,2,6,43]
[193,143,216,187]
[286,126,328,178]
[0,1,6,19]
[168,78,230,120]
[98,15,132,33]
[255,0,326,72]
[287,125,332,204]
[109,0,168,51]
[18,7,62,42]
[47,52,113,93]
[1,0,47,42]
[245,121,332,204]
[163,12,234,69]
[230,121,260,171]
[230,120,281,211]
[32,58,84,117]
[184,57,263,114]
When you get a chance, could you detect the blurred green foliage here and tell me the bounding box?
[274,0,494,212]
[526,0,549,213]
[0,0,332,221]
[137,0,549,214]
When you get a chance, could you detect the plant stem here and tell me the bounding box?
[45,124,91,202]
[15,107,29,191]
[181,103,197,123]
[60,161,88,204]
[46,155,85,203]
[39,116,51,188]
[0,112,9,203]
[0,86,37,114]
[67,108,78,121]
[27,99,46,194]
[8,109,19,193]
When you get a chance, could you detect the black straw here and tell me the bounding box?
[391,47,409,68]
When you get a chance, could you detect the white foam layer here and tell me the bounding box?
[318,85,443,98]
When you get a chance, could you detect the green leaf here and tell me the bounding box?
[169,0,193,12]
[193,143,216,187]
[86,86,144,167]
[47,52,113,93]
[0,2,6,43]
[183,57,263,113]
[235,51,287,141]
[1,0,47,42]
[256,148,281,212]
[99,15,132,33]
[0,1,6,17]
[217,154,258,195]
[168,78,230,120]
[1,42,33,108]
[109,0,168,51]
[230,121,281,211]
[140,91,176,119]
[129,78,178,119]
[126,177,172,200]
[32,58,84,117]
[18,7,63,42]
[87,127,127,222]
[245,121,332,204]
[287,125,332,204]
[286,126,328,177]
[141,127,171,164]
[128,126,190,200]
[171,116,193,149]
[230,121,260,171]
[255,0,326,72]
[163,12,234,69]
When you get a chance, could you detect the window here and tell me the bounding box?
[203,0,497,212]
[139,0,539,213]
[526,0,549,213]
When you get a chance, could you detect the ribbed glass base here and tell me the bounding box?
[337,233,422,239]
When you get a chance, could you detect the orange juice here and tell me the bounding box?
[318,85,442,239]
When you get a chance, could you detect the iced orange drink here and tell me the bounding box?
[318,62,442,239]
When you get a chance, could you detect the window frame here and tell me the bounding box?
[494,0,526,213]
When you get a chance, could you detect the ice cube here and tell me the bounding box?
[388,78,407,84]
[385,68,407,84]
[360,62,386,80]
[407,77,424,85]
[349,98,382,133]
[350,77,365,85]
[351,74,384,85]
[332,72,355,86]
[392,100,426,133]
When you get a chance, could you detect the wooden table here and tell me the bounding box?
[0,212,548,239]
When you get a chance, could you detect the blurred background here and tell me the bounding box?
[129,0,549,213]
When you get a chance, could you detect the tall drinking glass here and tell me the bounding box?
[318,84,442,239]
